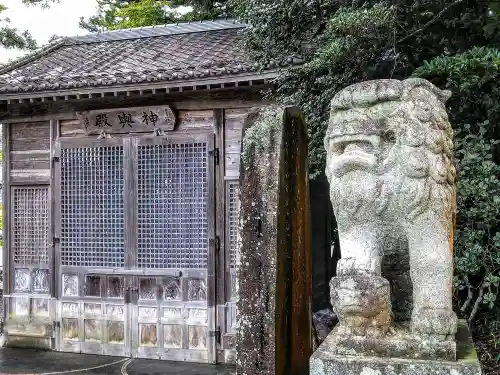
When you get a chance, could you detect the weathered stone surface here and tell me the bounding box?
[324,79,458,349]
[322,324,456,361]
[236,106,312,375]
[310,321,482,375]
[310,354,481,375]
[330,276,391,337]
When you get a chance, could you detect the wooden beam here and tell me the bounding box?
[0,88,270,122]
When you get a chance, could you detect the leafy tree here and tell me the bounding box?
[234,0,496,178]
[414,48,500,370]
[80,0,230,32]
[232,0,500,371]
[0,0,57,50]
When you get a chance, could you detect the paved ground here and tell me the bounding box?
[0,348,235,375]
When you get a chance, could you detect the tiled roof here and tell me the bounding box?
[0,19,298,95]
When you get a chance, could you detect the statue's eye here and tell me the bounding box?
[329,140,345,155]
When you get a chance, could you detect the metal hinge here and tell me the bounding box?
[53,237,60,244]
[215,236,221,253]
[209,327,221,344]
[52,156,59,166]
[209,236,221,253]
[209,148,220,165]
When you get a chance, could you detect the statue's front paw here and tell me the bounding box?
[411,308,457,340]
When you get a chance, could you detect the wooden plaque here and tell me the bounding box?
[76,106,176,135]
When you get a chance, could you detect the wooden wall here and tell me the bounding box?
[224,109,246,178]
[9,121,51,184]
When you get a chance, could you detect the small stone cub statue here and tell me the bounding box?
[325,78,457,344]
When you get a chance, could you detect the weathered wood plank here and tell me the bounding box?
[2,123,11,294]
[225,138,241,154]
[9,121,51,154]
[10,150,50,162]
[176,110,214,131]
[10,137,51,152]
[59,118,84,137]
[206,133,217,364]
[10,159,50,171]
[214,108,226,309]
[11,122,51,140]
[225,153,240,178]
[10,169,51,184]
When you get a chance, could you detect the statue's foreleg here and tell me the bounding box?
[406,212,457,340]
[336,222,383,277]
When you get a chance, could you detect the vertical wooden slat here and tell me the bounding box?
[123,137,137,269]
[2,123,11,296]
[206,134,217,364]
[49,119,58,298]
[214,109,226,332]
[53,137,61,300]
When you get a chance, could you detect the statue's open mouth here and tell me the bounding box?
[328,134,379,176]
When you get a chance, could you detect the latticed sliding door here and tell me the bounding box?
[56,139,129,356]
[133,134,215,363]
[55,134,216,363]
[7,186,53,339]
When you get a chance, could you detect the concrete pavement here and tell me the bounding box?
[0,348,235,375]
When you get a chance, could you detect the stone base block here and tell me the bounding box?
[323,323,457,361]
[310,320,482,375]
[310,354,482,375]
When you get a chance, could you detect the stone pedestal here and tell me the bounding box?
[310,320,482,375]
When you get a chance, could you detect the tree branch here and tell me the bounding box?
[396,0,464,45]
[468,279,486,324]
[461,276,474,312]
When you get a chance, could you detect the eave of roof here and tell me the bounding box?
[0,19,299,102]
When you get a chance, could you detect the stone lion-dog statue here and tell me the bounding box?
[324,78,457,355]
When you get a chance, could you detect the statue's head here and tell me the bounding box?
[325,78,455,218]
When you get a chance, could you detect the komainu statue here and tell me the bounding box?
[324,78,458,359]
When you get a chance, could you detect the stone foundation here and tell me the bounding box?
[310,320,482,375]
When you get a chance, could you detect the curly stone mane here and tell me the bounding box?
[325,78,456,229]
[390,79,456,226]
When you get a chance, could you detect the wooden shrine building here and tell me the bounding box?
[0,19,299,364]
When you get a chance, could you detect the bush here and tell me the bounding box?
[414,47,500,372]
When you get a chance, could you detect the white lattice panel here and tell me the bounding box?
[60,147,125,267]
[12,187,49,265]
[137,143,208,269]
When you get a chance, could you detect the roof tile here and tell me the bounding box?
[0,20,298,95]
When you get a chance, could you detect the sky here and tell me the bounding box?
[0,0,98,63]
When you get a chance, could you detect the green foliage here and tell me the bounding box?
[234,1,500,370]
[234,0,496,178]
[0,0,57,50]
[80,0,172,32]
[80,0,231,32]
[414,49,500,368]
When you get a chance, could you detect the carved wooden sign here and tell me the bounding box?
[76,106,176,135]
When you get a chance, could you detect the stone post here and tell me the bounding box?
[236,106,312,375]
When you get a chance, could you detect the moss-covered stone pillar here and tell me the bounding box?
[236,106,312,375]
